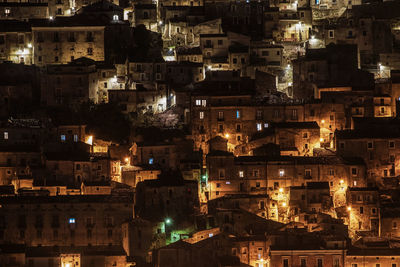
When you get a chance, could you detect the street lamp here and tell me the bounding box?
[347,206,352,211]
[165,218,172,225]
[225,133,230,138]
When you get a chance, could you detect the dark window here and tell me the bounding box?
[283,259,289,267]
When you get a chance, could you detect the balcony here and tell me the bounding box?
[204,44,213,49]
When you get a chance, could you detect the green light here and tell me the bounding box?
[165,218,172,225]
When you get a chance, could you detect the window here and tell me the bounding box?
[73,134,78,142]
[219,169,225,178]
[199,111,204,119]
[5,8,10,15]
[360,206,363,214]
[279,169,284,177]
[262,51,269,56]
[251,170,258,178]
[60,135,66,142]
[87,229,92,239]
[202,100,207,107]
[87,47,93,55]
[329,30,334,38]
[301,258,306,267]
[291,109,298,120]
[367,142,373,149]
[3,132,8,140]
[333,259,340,267]
[390,141,395,149]
[329,169,334,176]
[55,56,59,62]
[256,123,262,131]
[352,265,358,267]
[53,32,59,42]
[196,99,201,106]
[305,169,311,178]
[317,259,323,267]
[239,171,244,177]
[351,168,357,176]
[236,110,241,119]
[149,158,153,164]
[393,221,397,229]
[339,142,345,149]
[283,259,289,267]
[113,14,119,20]
[218,39,223,45]
[303,132,308,138]
[218,111,224,120]
[69,218,75,224]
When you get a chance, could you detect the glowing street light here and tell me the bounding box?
[85,135,93,145]
[225,133,230,138]
[340,179,344,184]
[282,202,287,207]
[165,218,172,225]
[124,157,129,163]
[27,43,32,48]
[279,188,284,193]
[320,138,324,142]
[347,206,352,211]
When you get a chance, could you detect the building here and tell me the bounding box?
[40,58,99,106]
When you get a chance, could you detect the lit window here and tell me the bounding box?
[279,169,284,177]
[264,123,269,128]
[353,180,357,186]
[195,99,201,106]
[239,171,244,177]
[60,135,66,142]
[201,100,207,107]
[113,14,119,21]
[256,123,262,131]
[73,134,78,142]
[236,110,240,119]
[226,181,230,184]
[3,132,8,140]
[69,218,75,224]
[149,158,154,164]
[5,8,10,15]
[199,111,204,119]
